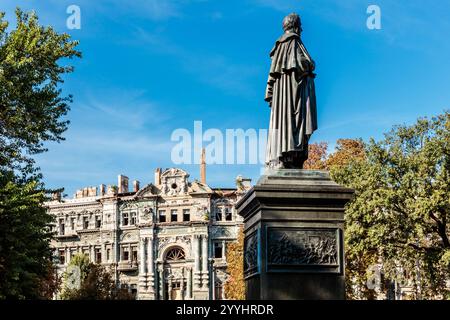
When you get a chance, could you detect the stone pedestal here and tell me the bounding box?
[236,170,354,300]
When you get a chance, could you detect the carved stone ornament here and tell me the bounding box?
[141,206,153,222]
[160,168,189,196]
[244,231,258,275]
[211,227,233,239]
[158,235,191,251]
[267,228,338,266]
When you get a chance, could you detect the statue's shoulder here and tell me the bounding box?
[270,33,300,57]
[277,32,300,43]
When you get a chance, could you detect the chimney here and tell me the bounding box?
[107,185,117,195]
[118,175,129,193]
[154,168,161,186]
[133,180,140,192]
[87,186,97,197]
[75,189,83,199]
[52,191,61,202]
[99,184,106,196]
[200,148,206,184]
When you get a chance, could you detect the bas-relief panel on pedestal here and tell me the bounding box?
[244,230,258,278]
[267,228,340,273]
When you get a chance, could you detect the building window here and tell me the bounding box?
[214,242,223,258]
[215,208,223,221]
[159,210,166,223]
[95,248,102,264]
[183,209,190,222]
[225,208,232,221]
[131,212,137,225]
[170,210,178,222]
[70,217,75,230]
[166,247,185,261]
[59,250,65,264]
[83,216,89,229]
[132,247,138,262]
[59,219,65,235]
[122,213,129,226]
[95,216,101,228]
[122,247,129,261]
[106,248,110,261]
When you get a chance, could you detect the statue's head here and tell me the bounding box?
[282,13,302,34]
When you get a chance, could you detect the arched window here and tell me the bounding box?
[165,247,185,261]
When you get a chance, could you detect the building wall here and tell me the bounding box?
[47,168,250,300]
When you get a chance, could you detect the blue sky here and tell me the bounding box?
[2,0,450,196]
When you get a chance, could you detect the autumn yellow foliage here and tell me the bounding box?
[224,227,245,300]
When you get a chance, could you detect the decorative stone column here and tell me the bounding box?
[65,247,70,265]
[193,235,201,289]
[102,243,107,264]
[168,278,172,300]
[211,267,215,300]
[222,240,226,259]
[201,235,209,289]
[158,266,164,300]
[140,238,146,275]
[186,267,192,299]
[236,170,354,300]
[89,245,94,262]
[147,238,154,274]
[180,272,185,299]
[147,237,154,294]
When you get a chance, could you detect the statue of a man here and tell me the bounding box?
[265,13,318,169]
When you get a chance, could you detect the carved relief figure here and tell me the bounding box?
[268,229,338,266]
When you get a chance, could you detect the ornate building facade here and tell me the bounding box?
[46,167,251,300]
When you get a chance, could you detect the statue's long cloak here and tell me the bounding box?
[265,32,317,167]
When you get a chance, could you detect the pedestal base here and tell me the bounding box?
[236,170,354,300]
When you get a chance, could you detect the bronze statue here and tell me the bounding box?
[265,13,318,169]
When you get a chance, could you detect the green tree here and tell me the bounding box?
[333,112,450,299]
[0,171,54,299]
[0,9,80,299]
[0,9,80,177]
[60,253,90,299]
[61,253,134,300]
